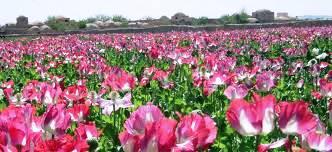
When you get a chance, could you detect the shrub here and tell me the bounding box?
[78,20,87,29]
[120,22,129,27]
[86,17,97,23]
[85,15,112,23]
[112,15,128,22]
[219,10,250,24]
[95,15,112,22]
[45,16,87,31]
[193,17,209,25]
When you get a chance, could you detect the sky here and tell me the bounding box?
[0,0,331,24]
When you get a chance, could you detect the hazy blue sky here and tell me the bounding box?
[0,0,331,24]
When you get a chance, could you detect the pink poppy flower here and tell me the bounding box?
[192,68,211,87]
[277,101,318,135]
[0,105,41,150]
[302,132,332,151]
[234,65,258,81]
[140,118,178,152]
[2,88,20,105]
[119,103,166,151]
[271,57,284,71]
[102,67,137,92]
[0,80,14,89]
[118,131,140,152]
[153,118,177,150]
[258,138,289,152]
[255,71,276,92]
[312,91,322,100]
[327,70,332,81]
[288,61,304,76]
[139,77,150,87]
[329,102,332,125]
[124,103,164,135]
[173,113,217,151]
[224,84,249,100]
[42,104,71,136]
[60,135,90,152]
[152,70,174,89]
[0,120,27,147]
[21,80,42,102]
[204,54,218,71]
[203,72,235,96]
[0,136,17,152]
[75,122,100,141]
[99,92,133,115]
[296,79,304,88]
[40,82,62,105]
[208,72,233,86]
[120,105,217,152]
[67,104,89,122]
[226,93,276,136]
[1,80,18,105]
[63,85,88,103]
[258,59,271,70]
[33,134,89,152]
[319,62,329,69]
[320,82,332,98]
[149,46,161,59]
[139,66,157,86]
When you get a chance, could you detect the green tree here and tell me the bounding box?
[45,16,87,31]
[95,15,112,22]
[112,15,128,22]
[193,17,209,25]
[219,10,250,24]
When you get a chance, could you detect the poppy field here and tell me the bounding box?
[0,27,331,152]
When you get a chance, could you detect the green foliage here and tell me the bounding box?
[0,55,41,92]
[308,37,332,56]
[219,15,233,24]
[102,48,171,77]
[95,15,112,22]
[112,15,128,23]
[192,16,209,25]
[86,15,112,23]
[48,63,79,87]
[219,10,250,24]
[78,20,87,29]
[178,39,191,47]
[1,33,332,151]
[46,16,87,31]
[85,17,97,23]
[120,22,129,27]
[105,37,331,151]
[86,74,102,92]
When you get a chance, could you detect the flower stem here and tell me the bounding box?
[113,104,117,136]
[256,135,261,149]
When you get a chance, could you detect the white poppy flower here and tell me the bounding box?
[316,53,328,60]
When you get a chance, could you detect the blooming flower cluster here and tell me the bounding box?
[119,103,217,152]
[0,104,99,151]
[0,26,331,151]
[227,92,332,151]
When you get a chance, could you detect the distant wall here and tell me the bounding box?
[223,20,332,30]
[1,20,332,37]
